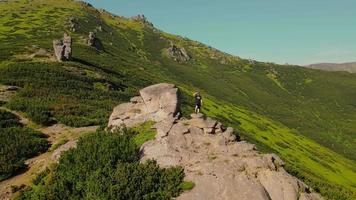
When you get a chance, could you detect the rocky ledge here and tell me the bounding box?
[108,83,323,200]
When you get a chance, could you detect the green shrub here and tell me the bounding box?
[0,109,22,128]
[18,129,184,200]
[131,121,156,146]
[0,127,50,181]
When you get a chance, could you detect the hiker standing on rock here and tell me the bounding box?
[194,92,203,114]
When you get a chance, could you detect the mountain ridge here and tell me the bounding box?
[305,62,356,73]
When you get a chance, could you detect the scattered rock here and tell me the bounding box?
[167,43,191,62]
[53,33,72,62]
[97,25,103,32]
[87,32,103,51]
[67,16,76,32]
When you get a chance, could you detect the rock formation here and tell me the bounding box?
[108,83,180,130]
[131,14,154,27]
[87,32,103,51]
[108,83,323,200]
[167,43,191,63]
[53,33,72,62]
[67,16,76,32]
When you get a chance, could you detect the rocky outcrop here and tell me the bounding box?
[167,43,191,63]
[108,83,323,200]
[108,83,180,130]
[53,33,72,62]
[87,32,103,51]
[131,14,154,27]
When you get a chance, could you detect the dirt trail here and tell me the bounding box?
[0,107,98,200]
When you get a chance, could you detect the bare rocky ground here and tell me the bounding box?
[0,87,98,199]
[109,83,323,200]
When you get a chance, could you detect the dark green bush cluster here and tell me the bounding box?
[0,110,49,181]
[0,62,133,127]
[18,129,184,200]
[0,109,22,128]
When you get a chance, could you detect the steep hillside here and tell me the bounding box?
[306,62,356,73]
[0,0,355,199]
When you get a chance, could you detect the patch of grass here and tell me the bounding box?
[131,121,156,146]
[202,97,356,199]
[49,138,69,152]
[179,181,195,191]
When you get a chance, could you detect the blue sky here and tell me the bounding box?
[84,0,356,65]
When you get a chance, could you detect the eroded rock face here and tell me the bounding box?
[167,43,191,63]
[53,33,72,62]
[108,83,323,200]
[108,83,180,130]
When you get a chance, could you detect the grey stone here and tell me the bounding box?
[170,123,189,136]
[130,96,143,103]
[139,83,180,121]
[53,33,72,62]
[167,43,191,63]
[108,83,180,130]
[188,126,203,135]
[203,127,214,134]
[51,140,77,162]
[87,31,103,50]
[190,113,204,118]
[153,117,176,139]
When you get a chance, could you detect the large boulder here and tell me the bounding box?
[108,83,180,130]
[139,83,180,121]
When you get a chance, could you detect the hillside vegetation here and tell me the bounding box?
[18,129,184,200]
[0,0,355,199]
[0,110,49,181]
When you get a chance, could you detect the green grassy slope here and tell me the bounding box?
[0,0,355,199]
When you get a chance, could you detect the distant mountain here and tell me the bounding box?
[306,62,356,73]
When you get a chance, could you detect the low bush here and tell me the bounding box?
[18,129,184,200]
[0,109,22,128]
[0,127,49,181]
